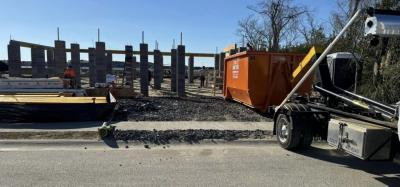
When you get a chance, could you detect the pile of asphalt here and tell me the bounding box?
[114,96,272,122]
[113,129,271,144]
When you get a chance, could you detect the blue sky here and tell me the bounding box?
[0,0,336,66]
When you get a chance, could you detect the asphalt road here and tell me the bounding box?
[0,142,399,187]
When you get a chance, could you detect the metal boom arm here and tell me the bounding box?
[275,9,363,111]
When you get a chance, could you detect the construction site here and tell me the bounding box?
[1,7,400,155]
[1,0,400,186]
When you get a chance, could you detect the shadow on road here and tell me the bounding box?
[102,137,119,149]
[296,146,400,186]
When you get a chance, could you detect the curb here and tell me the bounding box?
[0,131,99,140]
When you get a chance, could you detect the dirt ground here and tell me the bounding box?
[111,78,272,122]
[114,96,272,122]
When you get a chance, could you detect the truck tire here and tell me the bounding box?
[299,128,313,149]
[275,114,301,149]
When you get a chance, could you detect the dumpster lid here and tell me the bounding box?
[327,52,360,60]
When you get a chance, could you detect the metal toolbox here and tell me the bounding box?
[328,118,392,160]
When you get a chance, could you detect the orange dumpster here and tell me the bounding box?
[223,51,313,112]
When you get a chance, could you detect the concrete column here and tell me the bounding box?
[133,56,137,80]
[46,49,54,77]
[160,54,164,83]
[124,45,134,88]
[31,47,46,78]
[214,54,220,74]
[106,52,113,75]
[95,42,106,85]
[177,45,186,97]
[140,43,149,97]
[219,52,226,77]
[7,41,22,77]
[88,48,96,87]
[71,44,81,87]
[170,48,177,92]
[54,40,67,77]
[153,49,162,90]
[188,55,194,83]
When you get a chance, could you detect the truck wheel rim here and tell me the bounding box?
[278,118,289,143]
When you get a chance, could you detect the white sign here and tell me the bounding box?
[232,61,240,79]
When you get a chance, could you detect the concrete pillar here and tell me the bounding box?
[46,49,54,77]
[54,40,67,77]
[214,54,220,74]
[188,55,194,83]
[133,56,137,80]
[7,41,22,77]
[160,54,164,83]
[95,42,106,85]
[106,52,113,75]
[31,47,46,78]
[177,45,186,97]
[88,48,96,87]
[71,44,81,87]
[153,49,162,90]
[170,48,177,92]
[140,43,149,97]
[219,52,226,77]
[124,45,134,88]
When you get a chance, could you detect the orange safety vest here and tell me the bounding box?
[64,69,76,78]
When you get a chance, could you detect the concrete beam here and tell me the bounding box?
[11,40,53,51]
[10,40,215,57]
[72,49,214,57]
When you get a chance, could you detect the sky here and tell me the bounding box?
[0,0,336,66]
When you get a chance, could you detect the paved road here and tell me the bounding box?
[0,142,399,187]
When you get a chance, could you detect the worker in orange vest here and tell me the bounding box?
[64,65,77,89]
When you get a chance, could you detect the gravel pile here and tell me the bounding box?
[113,129,271,144]
[114,96,272,122]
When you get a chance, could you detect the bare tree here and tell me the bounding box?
[237,16,271,50]
[249,0,308,51]
[298,12,328,47]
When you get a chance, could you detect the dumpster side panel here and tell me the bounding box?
[263,54,297,109]
[248,54,270,108]
[223,51,312,112]
[224,54,252,105]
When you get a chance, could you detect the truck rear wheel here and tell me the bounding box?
[275,114,301,149]
[299,129,313,149]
